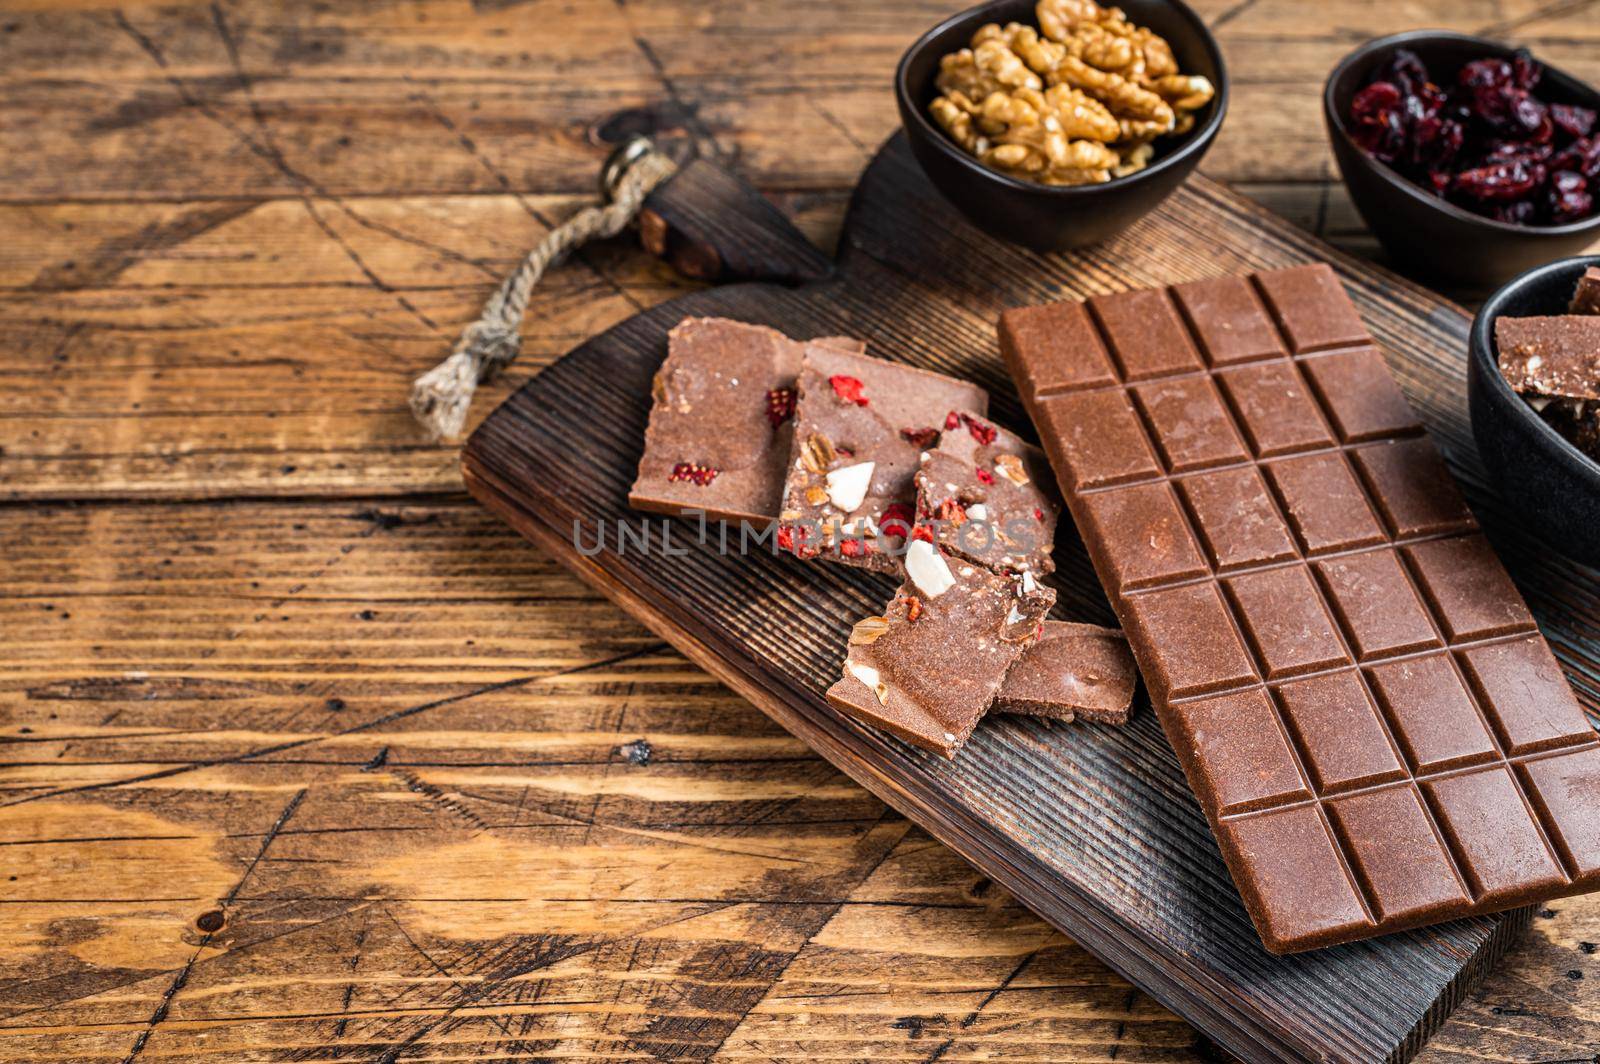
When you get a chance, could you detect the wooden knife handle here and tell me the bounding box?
[609,138,834,287]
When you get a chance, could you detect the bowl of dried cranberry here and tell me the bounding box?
[1325,31,1600,288]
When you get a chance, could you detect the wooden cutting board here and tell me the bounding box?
[462,132,1598,1063]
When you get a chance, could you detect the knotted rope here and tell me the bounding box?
[410,138,678,439]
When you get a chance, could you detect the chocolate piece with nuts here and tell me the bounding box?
[827,541,1055,758]
[1496,316,1600,401]
[779,345,988,571]
[994,621,1137,724]
[630,318,862,525]
[914,410,1062,575]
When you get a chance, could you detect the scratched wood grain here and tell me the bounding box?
[2,0,1599,1060]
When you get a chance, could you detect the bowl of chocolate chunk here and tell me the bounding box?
[1326,32,1600,287]
[1470,255,1600,565]
[895,0,1227,251]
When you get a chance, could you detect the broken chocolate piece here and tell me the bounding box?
[781,345,988,571]
[994,621,1137,724]
[914,412,1061,575]
[1001,263,1599,954]
[1572,267,1600,314]
[1496,316,1600,401]
[630,318,863,524]
[827,551,1054,758]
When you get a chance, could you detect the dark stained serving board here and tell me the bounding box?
[463,133,1600,1063]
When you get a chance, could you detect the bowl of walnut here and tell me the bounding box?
[895,0,1227,251]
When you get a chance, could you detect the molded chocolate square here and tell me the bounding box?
[1089,289,1204,381]
[998,301,1118,396]
[1521,747,1600,880]
[1403,535,1535,643]
[1124,582,1258,701]
[1367,654,1496,773]
[1077,482,1208,593]
[1177,467,1297,572]
[1276,671,1406,793]
[1033,390,1161,490]
[1217,804,1371,953]
[1351,439,1476,538]
[1133,376,1250,473]
[1424,767,1567,902]
[1168,688,1310,813]
[1459,637,1593,755]
[1254,264,1371,353]
[1226,566,1349,679]
[1172,275,1286,366]
[1327,786,1470,923]
[1265,452,1385,555]
[1315,549,1441,661]
[1218,361,1335,457]
[1301,348,1422,443]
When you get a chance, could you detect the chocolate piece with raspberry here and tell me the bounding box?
[630,318,862,525]
[826,544,1054,758]
[914,410,1061,576]
[994,621,1138,724]
[779,345,988,572]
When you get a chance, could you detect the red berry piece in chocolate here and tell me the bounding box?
[975,466,995,485]
[668,461,719,486]
[945,410,962,430]
[960,413,998,444]
[880,502,915,539]
[901,426,941,447]
[829,375,868,406]
[765,387,796,429]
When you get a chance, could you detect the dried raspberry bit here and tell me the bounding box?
[910,524,935,543]
[829,375,869,406]
[905,596,923,623]
[776,524,819,560]
[765,387,795,429]
[839,538,873,559]
[668,461,719,486]
[959,413,997,445]
[880,502,915,539]
[944,410,962,430]
[975,466,995,485]
[900,426,940,448]
[1033,507,1045,522]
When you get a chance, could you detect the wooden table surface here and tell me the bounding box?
[3,1,1599,1061]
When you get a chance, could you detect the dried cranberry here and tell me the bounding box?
[765,387,795,429]
[1350,82,1406,162]
[1454,160,1544,202]
[1512,49,1541,92]
[1548,171,1595,223]
[1376,49,1429,95]
[829,375,868,406]
[1460,58,1514,91]
[1552,103,1598,141]
[1491,200,1539,225]
[1552,137,1600,180]
[900,426,940,448]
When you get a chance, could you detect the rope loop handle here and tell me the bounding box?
[409,136,678,439]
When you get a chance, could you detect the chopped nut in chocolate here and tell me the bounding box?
[1495,271,1600,465]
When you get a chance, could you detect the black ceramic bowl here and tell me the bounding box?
[895,0,1228,252]
[1469,255,1600,566]
[1326,31,1600,290]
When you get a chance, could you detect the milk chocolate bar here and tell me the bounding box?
[630,319,863,525]
[995,621,1137,724]
[1001,264,1600,954]
[780,344,988,571]
[914,411,1061,575]
[1496,316,1600,400]
[827,543,1054,757]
